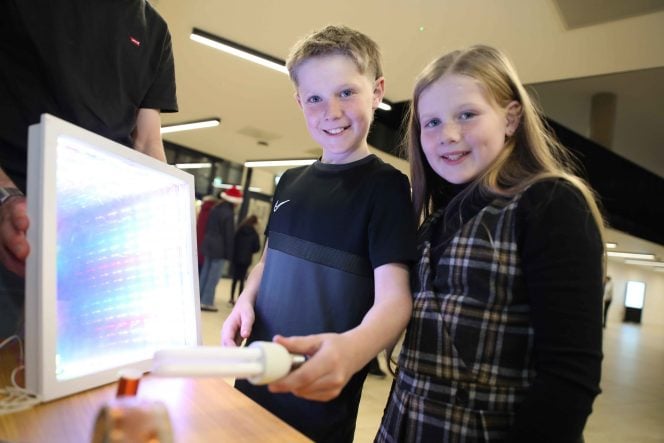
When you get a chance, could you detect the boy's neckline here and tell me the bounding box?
[313,154,377,171]
[319,147,372,165]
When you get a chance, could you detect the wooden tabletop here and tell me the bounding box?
[0,374,311,442]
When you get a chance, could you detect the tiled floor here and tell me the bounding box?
[202,279,664,442]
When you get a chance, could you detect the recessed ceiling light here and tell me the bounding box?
[175,163,212,169]
[190,28,392,111]
[624,259,664,267]
[161,118,220,134]
[191,28,289,74]
[245,159,317,168]
[607,251,656,260]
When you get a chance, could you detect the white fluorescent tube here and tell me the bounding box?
[190,33,289,75]
[161,119,220,134]
[245,159,317,168]
[607,251,656,260]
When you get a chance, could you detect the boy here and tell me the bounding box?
[221,25,416,442]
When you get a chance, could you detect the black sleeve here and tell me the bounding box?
[367,171,418,268]
[509,180,604,443]
[140,6,178,112]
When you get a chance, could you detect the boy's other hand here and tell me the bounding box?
[0,197,30,276]
[268,333,360,402]
[220,298,255,346]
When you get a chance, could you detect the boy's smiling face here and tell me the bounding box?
[295,54,384,164]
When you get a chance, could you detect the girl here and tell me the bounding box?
[376,45,604,442]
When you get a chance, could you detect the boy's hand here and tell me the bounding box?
[268,333,362,402]
[220,297,255,346]
[0,197,30,276]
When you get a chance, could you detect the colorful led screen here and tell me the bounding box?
[26,114,201,401]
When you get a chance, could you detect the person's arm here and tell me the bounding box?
[220,239,269,346]
[509,180,603,442]
[132,108,166,162]
[268,262,412,402]
[0,168,29,276]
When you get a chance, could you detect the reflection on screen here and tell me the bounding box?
[54,136,197,380]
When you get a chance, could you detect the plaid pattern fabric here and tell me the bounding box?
[377,194,535,442]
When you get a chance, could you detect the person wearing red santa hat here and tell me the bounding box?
[199,185,243,311]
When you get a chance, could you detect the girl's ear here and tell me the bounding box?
[505,101,522,136]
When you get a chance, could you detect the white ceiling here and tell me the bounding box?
[150,0,664,264]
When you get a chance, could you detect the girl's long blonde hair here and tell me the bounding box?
[407,45,605,239]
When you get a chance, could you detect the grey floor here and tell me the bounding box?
[202,279,664,442]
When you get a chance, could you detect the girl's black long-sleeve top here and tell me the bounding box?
[431,179,604,442]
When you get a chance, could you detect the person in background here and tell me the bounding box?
[603,275,613,328]
[221,25,417,442]
[229,215,261,305]
[196,194,220,271]
[0,0,177,338]
[376,45,605,442]
[199,186,243,312]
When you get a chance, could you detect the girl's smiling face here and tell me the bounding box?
[418,73,519,184]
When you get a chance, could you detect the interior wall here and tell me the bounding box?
[529,85,591,138]
[605,262,664,327]
[245,167,276,196]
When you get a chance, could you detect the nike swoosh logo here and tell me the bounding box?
[273,199,291,212]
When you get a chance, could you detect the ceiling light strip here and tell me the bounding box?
[607,251,656,260]
[174,163,212,169]
[377,101,392,111]
[190,27,392,111]
[624,260,664,267]
[191,28,289,74]
[161,118,220,134]
[245,159,317,168]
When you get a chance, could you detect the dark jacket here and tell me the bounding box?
[232,225,260,266]
[201,201,235,260]
[196,199,217,265]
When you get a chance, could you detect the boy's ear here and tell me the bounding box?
[373,77,385,109]
[505,100,522,136]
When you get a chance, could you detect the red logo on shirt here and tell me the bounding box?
[129,36,141,47]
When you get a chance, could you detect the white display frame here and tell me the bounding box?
[25,114,201,402]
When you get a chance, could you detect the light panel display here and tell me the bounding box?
[54,136,198,380]
[26,114,200,401]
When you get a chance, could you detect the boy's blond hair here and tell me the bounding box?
[286,25,383,85]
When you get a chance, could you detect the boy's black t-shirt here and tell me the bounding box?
[237,154,417,443]
[0,0,178,191]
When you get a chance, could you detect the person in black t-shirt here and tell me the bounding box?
[0,0,178,337]
[221,26,416,442]
[376,45,605,443]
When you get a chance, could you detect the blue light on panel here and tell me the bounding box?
[54,136,196,380]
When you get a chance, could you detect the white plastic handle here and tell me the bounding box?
[151,341,304,385]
